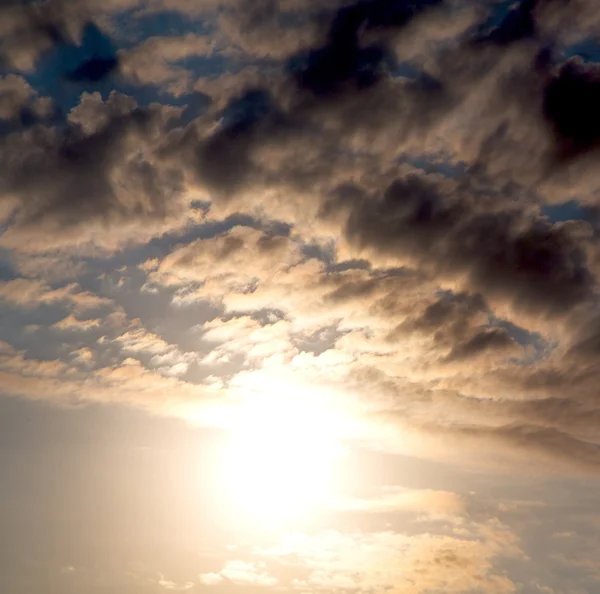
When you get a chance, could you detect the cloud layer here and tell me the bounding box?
[3,2,600,594]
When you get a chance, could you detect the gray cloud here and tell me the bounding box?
[338,175,594,317]
[0,92,188,251]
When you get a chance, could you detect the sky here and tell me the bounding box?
[1,0,600,592]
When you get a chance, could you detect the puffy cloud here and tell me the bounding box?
[52,314,101,331]
[143,225,302,311]
[220,560,279,586]
[0,74,51,122]
[256,518,521,594]
[198,572,224,586]
[0,0,82,72]
[0,91,193,252]
[157,575,195,591]
[113,322,198,376]
[200,316,296,364]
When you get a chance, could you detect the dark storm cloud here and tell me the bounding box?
[394,291,517,361]
[165,87,294,197]
[172,0,555,203]
[1,3,600,347]
[162,0,454,201]
[408,292,488,332]
[0,94,184,246]
[445,327,515,361]
[196,89,284,194]
[0,0,78,71]
[469,0,573,47]
[288,0,443,97]
[543,57,600,162]
[336,175,594,316]
[2,0,599,277]
[0,75,60,136]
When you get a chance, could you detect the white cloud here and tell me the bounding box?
[220,560,279,587]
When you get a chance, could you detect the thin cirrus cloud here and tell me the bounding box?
[1,0,600,593]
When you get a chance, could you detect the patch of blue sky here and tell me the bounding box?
[10,23,113,108]
[490,317,548,353]
[561,39,600,64]
[470,0,515,36]
[541,200,590,223]
[388,60,422,80]
[400,154,467,178]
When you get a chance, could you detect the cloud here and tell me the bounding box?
[52,314,101,331]
[0,91,191,252]
[0,278,111,310]
[220,560,279,586]
[157,574,194,591]
[199,561,278,587]
[2,0,600,478]
[0,0,75,71]
[0,74,50,122]
[337,174,594,319]
[395,291,520,363]
[3,3,600,593]
[70,347,95,365]
[335,487,466,517]
[0,334,218,419]
[256,518,521,594]
[142,225,300,307]
[543,57,600,162]
[288,0,443,98]
[200,316,296,364]
[198,572,224,586]
[118,33,215,92]
[113,321,197,376]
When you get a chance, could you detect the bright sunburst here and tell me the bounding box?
[217,392,346,522]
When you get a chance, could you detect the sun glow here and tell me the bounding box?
[218,394,347,522]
